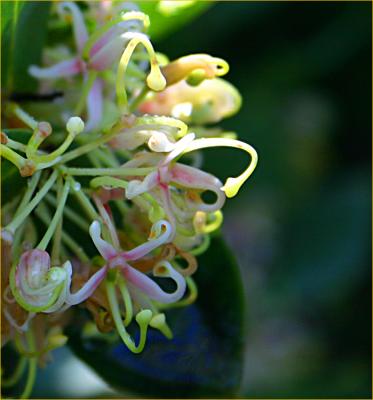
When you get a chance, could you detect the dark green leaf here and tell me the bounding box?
[2,1,51,94]
[1,1,24,33]
[68,235,245,397]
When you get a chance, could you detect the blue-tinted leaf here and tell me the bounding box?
[68,235,245,397]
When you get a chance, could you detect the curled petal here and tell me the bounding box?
[64,262,107,305]
[122,262,186,304]
[170,163,225,212]
[122,220,173,261]
[29,58,82,80]
[84,78,103,132]
[160,133,195,166]
[11,250,67,312]
[58,2,88,53]
[148,131,176,152]
[89,221,117,260]
[126,171,158,199]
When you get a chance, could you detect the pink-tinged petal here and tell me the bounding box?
[170,163,226,212]
[90,25,120,58]
[89,34,127,71]
[29,58,82,80]
[66,265,108,305]
[122,263,186,304]
[158,185,177,231]
[84,78,103,132]
[58,2,88,53]
[122,220,172,261]
[17,250,50,290]
[89,221,117,260]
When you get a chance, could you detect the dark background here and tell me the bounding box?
[156,1,372,398]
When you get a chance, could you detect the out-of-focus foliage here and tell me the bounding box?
[158,2,371,398]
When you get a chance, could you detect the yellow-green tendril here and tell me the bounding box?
[1,357,27,388]
[105,272,152,353]
[116,33,166,114]
[117,274,133,326]
[36,178,70,251]
[184,138,258,198]
[6,170,58,234]
[161,54,229,86]
[190,234,211,256]
[193,210,223,234]
[82,11,150,61]
[0,144,36,177]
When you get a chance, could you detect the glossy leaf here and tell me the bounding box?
[68,234,245,397]
[1,1,24,33]
[2,1,51,93]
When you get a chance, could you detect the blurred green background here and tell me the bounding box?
[26,1,371,398]
[159,1,372,397]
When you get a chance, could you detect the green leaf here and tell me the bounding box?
[68,235,245,397]
[1,1,24,33]
[1,129,32,205]
[2,1,51,94]
[137,1,212,41]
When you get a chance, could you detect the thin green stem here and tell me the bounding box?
[118,275,133,326]
[6,170,58,234]
[11,104,38,130]
[45,193,90,232]
[37,178,70,251]
[51,176,64,264]
[129,85,149,112]
[67,177,100,221]
[20,329,37,399]
[13,171,41,219]
[35,204,90,263]
[1,357,27,387]
[65,166,154,176]
[74,71,97,115]
[58,130,120,164]
[105,278,151,354]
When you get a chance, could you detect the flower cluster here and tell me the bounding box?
[1,2,257,398]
